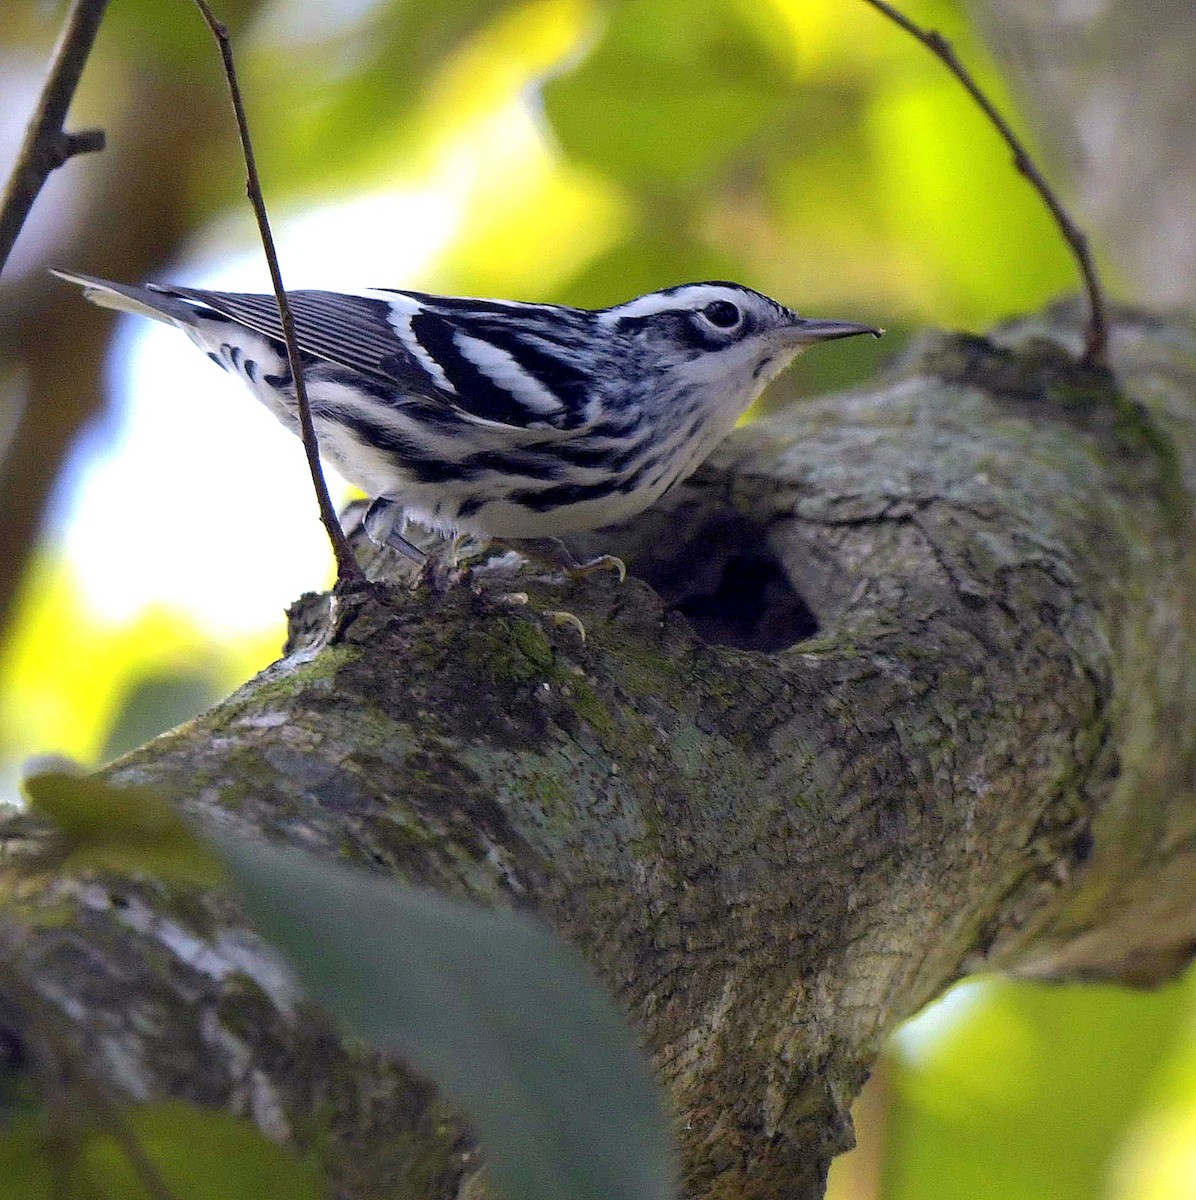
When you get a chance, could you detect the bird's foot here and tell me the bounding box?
[419,553,471,592]
[448,531,484,568]
[512,538,627,584]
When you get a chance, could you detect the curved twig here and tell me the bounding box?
[191,0,363,584]
[859,0,1110,369]
[0,0,110,277]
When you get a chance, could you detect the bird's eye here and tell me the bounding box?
[701,300,741,329]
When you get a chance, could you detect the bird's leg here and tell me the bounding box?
[362,497,468,588]
[451,541,589,638]
[515,539,619,640]
[362,497,427,564]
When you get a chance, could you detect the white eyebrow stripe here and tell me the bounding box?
[452,332,564,416]
[386,304,457,394]
[597,285,741,326]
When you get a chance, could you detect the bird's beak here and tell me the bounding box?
[782,317,884,345]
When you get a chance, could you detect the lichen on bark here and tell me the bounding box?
[3,302,1196,1199]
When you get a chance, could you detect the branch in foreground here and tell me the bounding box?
[858,0,1110,369]
[191,0,363,585]
[0,0,110,276]
[5,304,1192,1200]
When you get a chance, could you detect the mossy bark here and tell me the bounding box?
[4,302,1196,1199]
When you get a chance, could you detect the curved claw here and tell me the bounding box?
[545,610,586,641]
[564,554,627,584]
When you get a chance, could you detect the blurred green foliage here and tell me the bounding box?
[0,1,1173,1199]
[24,769,225,884]
[0,1103,323,1200]
[543,0,800,187]
[826,975,1196,1200]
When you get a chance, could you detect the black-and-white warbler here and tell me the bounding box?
[54,271,880,546]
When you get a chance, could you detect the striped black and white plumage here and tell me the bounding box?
[54,270,880,541]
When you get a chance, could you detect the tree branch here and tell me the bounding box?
[4,304,1195,1199]
[191,0,363,584]
[858,0,1110,369]
[0,0,110,277]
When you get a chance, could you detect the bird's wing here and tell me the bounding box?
[159,285,596,434]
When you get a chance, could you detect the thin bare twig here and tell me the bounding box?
[859,0,1110,369]
[191,0,364,584]
[0,0,110,277]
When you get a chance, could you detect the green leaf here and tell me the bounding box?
[0,1102,322,1200]
[553,229,746,309]
[23,771,224,887]
[247,0,522,196]
[541,0,800,188]
[213,832,676,1200]
[101,0,262,68]
[0,1114,51,1200]
[882,977,1194,1200]
[101,670,225,763]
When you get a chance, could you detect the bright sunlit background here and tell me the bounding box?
[2,0,1194,1196]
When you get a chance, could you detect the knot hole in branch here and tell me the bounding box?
[620,509,818,652]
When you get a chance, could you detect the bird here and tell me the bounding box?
[53,270,881,555]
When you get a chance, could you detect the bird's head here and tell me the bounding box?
[597,281,881,406]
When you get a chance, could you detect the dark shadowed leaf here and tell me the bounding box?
[100,670,225,763]
[212,831,675,1200]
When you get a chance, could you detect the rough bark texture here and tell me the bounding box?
[4,302,1196,1200]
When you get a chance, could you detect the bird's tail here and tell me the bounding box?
[50,269,202,328]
